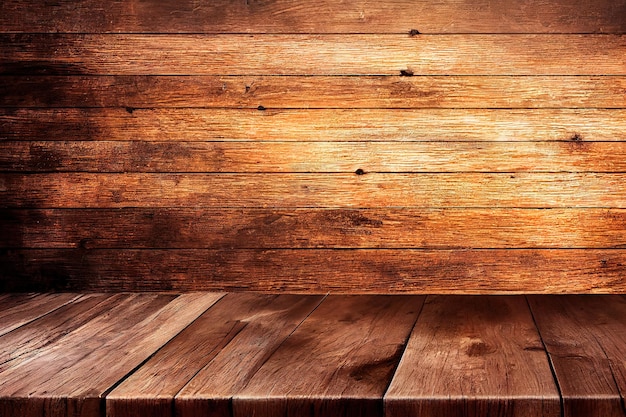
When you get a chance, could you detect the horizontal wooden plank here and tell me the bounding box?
[0,293,221,417]
[3,208,626,249]
[3,141,626,173]
[529,296,626,417]
[2,109,626,143]
[2,0,626,33]
[1,173,625,209]
[1,76,624,109]
[385,296,560,417]
[108,293,322,417]
[2,34,625,75]
[1,249,624,293]
[0,293,80,337]
[232,295,422,417]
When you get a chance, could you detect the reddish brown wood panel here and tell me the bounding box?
[528,296,626,417]
[3,141,626,173]
[231,295,423,417]
[2,109,625,142]
[108,293,322,417]
[0,293,80,337]
[1,76,624,108]
[385,296,560,417]
[3,208,626,250]
[1,249,625,293]
[2,0,626,33]
[3,34,625,76]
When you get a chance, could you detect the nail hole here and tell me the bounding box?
[571,133,583,141]
[400,69,414,76]
[355,168,365,175]
[125,106,135,114]
[257,105,266,111]
[409,29,421,36]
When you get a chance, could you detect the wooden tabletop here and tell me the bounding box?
[1,293,625,417]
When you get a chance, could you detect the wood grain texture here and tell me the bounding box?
[3,208,626,250]
[0,293,221,417]
[232,295,423,417]
[2,0,625,33]
[4,141,626,173]
[1,76,624,109]
[385,296,560,417]
[2,173,626,209]
[529,296,626,417]
[3,0,626,34]
[171,294,323,417]
[108,293,321,417]
[0,293,80,337]
[2,109,626,142]
[2,34,625,76]
[1,249,625,293]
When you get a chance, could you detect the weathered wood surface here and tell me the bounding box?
[3,141,626,173]
[385,296,560,417]
[528,296,626,417]
[108,293,321,417]
[0,293,80,337]
[2,109,625,142]
[3,34,625,76]
[2,173,625,209]
[1,249,624,293]
[3,208,626,249]
[0,293,222,417]
[232,295,423,417]
[2,0,625,33]
[1,76,625,108]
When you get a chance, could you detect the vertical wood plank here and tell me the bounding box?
[231,295,423,417]
[528,295,626,417]
[108,293,323,417]
[385,296,560,417]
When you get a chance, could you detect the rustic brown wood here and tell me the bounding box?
[0,293,119,367]
[528,295,626,417]
[0,293,80,337]
[230,295,422,417]
[3,34,625,76]
[3,208,626,250]
[2,109,626,143]
[2,76,625,109]
[2,249,624,293]
[108,293,322,417]
[2,0,625,33]
[0,293,221,417]
[385,295,560,417]
[4,141,626,173]
[2,173,626,209]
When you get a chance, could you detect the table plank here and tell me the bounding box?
[3,34,625,76]
[385,295,560,417]
[1,76,624,108]
[0,293,81,337]
[232,295,423,417]
[528,295,626,417]
[4,208,626,250]
[0,293,222,417]
[2,249,625,293]
[2,0,625,34]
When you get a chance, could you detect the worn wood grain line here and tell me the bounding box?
[1,76,625,109]
[2,109,626,142]
[0,293,81,337]
[2,34,625,76]
[231,295,423,417]
[2,173,626,209]
[2,208,626,250]
[0,293,222,417]
[107,293,322,417]
[2,0,625,34]
[1,249,624,293]
[3,141,626,173]
[385,296,560,417]
[528,295,626,417]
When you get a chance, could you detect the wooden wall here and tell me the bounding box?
[1,0,626,293]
